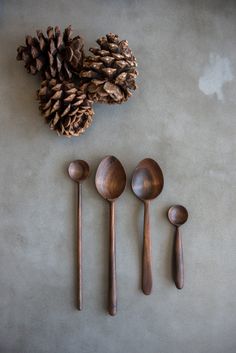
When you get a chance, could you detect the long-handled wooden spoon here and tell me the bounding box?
[131,158,164,295]
[68,160,90,310]
[167,205,188,289]
[95,156,126,316]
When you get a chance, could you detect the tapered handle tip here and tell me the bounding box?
[109,305,117,316]
[142,279,152,295]
[142,287,152,295]
[175,283,184,290]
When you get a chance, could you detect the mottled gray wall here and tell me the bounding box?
[1,1,236,353]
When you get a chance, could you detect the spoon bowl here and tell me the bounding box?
[95,156,126,201]
[168,205,188,227]
[68,160,90,183]
[131,158,164,201]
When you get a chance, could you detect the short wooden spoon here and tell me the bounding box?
[131,158,164,295]
[68,160,90,310]
[167,205,188,289]
[95,156,126,316]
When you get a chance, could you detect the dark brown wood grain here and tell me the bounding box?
[131,158,164,295]
[77,183,82,310]
[95,156,126,316]
[142,200,152,294]
[173,226,184,289]
[68,160,90,310]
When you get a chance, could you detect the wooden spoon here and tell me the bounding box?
[68,160,90,310]
[167,205,188,289]
[95,156,126,316]
[131,158,164,295]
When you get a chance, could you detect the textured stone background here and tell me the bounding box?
[1,1,236,352]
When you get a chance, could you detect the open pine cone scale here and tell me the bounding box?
[17,25,84,81]
[38,79,94,137]
[80,33,138,104]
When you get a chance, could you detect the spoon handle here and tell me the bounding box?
[108,201,117,316]
[77,183,82,310]
[142,201,152,295]
[173,226,184,289]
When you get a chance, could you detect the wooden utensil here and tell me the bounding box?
[131,158,164,295]
[95,156,126,316]
[68,160,90,310]
[167,205,188,289]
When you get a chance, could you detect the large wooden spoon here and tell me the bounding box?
[68,160,90,310]
[95,156,126,316]
[167,205,188,289]
[131,158,164,295]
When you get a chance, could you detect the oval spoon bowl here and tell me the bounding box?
[95,156,126,201]
[131,158,164,201]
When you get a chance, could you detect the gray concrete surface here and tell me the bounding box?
[1,1,236,352]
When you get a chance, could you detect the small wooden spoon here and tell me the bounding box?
[131,158,164,295]
[167,205,188,289]
[95,156,126,316]
[68,160,90,310]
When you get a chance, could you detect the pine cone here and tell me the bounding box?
[17,25,84,81]
[80,33,138,104]
[37,79,94,137]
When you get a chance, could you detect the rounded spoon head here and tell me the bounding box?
[68,160,90,183]
[131,158,164,201]
[168,205,188,226]
[95,156,126,201]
